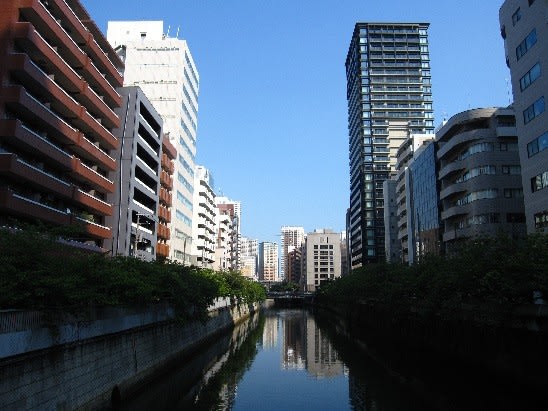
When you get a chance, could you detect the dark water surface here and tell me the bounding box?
[121,308,544,410]
[121,308,431,410]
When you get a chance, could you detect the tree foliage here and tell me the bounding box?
[0,227,265,320]
[316,234,548,321]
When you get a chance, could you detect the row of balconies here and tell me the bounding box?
[0,186,110,239]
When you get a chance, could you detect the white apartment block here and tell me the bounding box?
[191,166,216,268]
[107,21,199,264]
[240,236,258,278]
[302,229,343,292]
[214,211,231,271]
[280,226,305,281]
[215,197,241,270]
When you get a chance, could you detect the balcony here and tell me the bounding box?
[17,5,86,69]
[72,187,111,216]
[162,137,177,160]
[0,186,70,225]
[70,157,114,193]
[0,120,73,170]
[156,242,170,258]
[160,171,173,189]
[72,215,110,240]
[157,224,170,240]
[159,188,172,206]
[158,205,171,223]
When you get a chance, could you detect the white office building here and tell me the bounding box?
[107,21,200,263]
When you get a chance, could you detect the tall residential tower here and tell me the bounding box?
[345,23,434,268]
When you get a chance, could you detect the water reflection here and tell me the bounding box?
[123,308,432,410]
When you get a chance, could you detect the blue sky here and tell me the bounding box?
[82,0,510,244]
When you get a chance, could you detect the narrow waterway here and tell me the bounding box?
[121,308,432,410]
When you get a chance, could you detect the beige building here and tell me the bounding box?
[499,0,547,233]
[258,241,278,282]
[302,229,343,292]
[436,107,526,250]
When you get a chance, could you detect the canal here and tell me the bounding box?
[120,307,542,410]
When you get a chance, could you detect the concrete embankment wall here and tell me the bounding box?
[0,301,258,410]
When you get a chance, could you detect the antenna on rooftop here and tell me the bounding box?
[176,26,180,38]
[166,25,171,38]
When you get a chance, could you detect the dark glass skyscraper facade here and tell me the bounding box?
[345,23,434,268]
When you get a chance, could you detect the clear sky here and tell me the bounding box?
[82,0,510,244]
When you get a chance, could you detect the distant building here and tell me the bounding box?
[240,236,258,279]
[106,87,164,261]
[436,107,526,251]
[214,211,231,271]
[258,241,278,282]
[280,226,305,281]
[107,20,200,263]
[345,22,434,268]
[191,166,216,268]
[215,197,241,270]
[499,0,547,233]
[302,229,343,292]
[287,247,303,285]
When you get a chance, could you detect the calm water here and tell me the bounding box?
[122,308,430,410]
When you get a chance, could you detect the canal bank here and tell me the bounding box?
[313,301,548,409]
[0,300,260,410]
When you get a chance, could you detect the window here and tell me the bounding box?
[501,165,521,175]
[523,97,545,124]
[503,188,523,198]
[512,8,521,25]
[516,29,537,60]
[527,131,548,157]
[520,63,541,91]
[531,170,548,192]
[534,210,548,229]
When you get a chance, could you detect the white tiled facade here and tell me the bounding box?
[107,21,199,263]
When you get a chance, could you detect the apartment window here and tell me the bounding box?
[501,165,521,175]
[520,63,541,91]
[534,210,547,229]
[527,131,548,157]
[531,170,548,192]
[523,97,545,124]
[503,188,523,198]
[500,142,518,151]
[516,29,537,60]
[512,8,521,25]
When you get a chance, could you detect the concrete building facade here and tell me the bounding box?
[499,0,547,233]
[346,22,434,269]
[191,165,216,268]
[302,229,343,292]
[106,86,164,261]
[436,107,526,251]
[107,21,199,263]
[0,0,124,249]
[215,197,241,270]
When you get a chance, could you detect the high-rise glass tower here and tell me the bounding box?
[345,23,434,268]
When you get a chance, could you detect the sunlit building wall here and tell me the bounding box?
[499,0,548,233]
[107,21,199,264]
